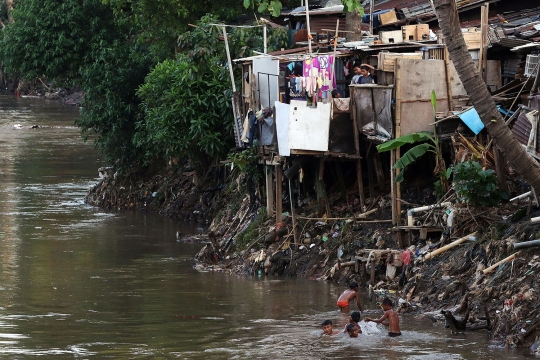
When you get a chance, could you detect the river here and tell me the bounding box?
[0,95,531,359]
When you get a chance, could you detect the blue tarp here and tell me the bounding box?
[456,108,484,135]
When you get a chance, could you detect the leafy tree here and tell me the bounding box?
[0,0,155,164]
[76,40,154,165]
[135,56,234,169]
[242,0,363,16]
[0,0,113,81]
[104,0,245,60]
[135,15,288,170]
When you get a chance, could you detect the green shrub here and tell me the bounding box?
[447,161,508,206]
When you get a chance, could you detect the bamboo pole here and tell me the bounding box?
[483,253,517,274]
[263,25,267,54]
[421,232,477,261]
[296,208,378,221]
[305,0,312,55]
[222,26,236,93]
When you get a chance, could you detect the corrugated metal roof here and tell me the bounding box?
[512,111,540,153]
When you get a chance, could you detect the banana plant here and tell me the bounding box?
[377,90,448,192]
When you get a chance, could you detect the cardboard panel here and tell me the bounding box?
[379,10,398,25]
[288,102,331,151]
[416,24,430,40]
[402,25,416,41]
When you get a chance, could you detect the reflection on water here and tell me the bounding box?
[0,95,532,359]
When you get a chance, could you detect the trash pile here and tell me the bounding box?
[193,171,540,350]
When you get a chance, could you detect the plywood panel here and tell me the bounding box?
[288,102,331,151]
[378,51,423,72]
[448,60,468,97]
[396,59,449,101]
[396,58,450,135]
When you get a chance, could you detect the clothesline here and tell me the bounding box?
[208,23,266,28]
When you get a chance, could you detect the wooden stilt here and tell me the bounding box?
[316,159,331,217]
[373,151,386,192]
[391,149,398,225]
[367,155,375,199]
[275,164,283,223]
[397,231,404,249]
[266,166,274,217]
[288,179,298,244]
[355,159,365,210]
[370,259,376,286]
[334,162,348,203]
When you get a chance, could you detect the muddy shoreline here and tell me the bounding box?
[84,163,540,351]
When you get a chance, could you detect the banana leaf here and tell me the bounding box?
[376,132,433,153]
[393,143,431,182]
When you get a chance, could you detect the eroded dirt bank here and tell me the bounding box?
[86,164,540,351]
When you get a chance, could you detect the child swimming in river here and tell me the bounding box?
[343,311,362,334]
[321,320,339,336]
[337,282,363,313]
[346,323,360,337]
[364,297,401,337]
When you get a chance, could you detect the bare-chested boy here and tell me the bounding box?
[337,282,363,313]
[321,319,339,336]
[364,297,401,337]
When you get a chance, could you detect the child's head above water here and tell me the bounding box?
[346,323,359,337]
[350,311,361,323]
[382,297,393,310]
[321,319,333,335]
[349,282,359,290]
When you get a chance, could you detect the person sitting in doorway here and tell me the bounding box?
[351,63,375,84]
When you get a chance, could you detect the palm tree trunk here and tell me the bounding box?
[433,0,540,195]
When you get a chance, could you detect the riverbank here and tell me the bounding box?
[192,183,540,351]
[84,160,540,351]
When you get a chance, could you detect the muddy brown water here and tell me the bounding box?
[0,94,532,359]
